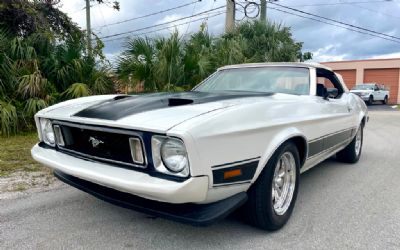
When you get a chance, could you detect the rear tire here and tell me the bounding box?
[382,96,388,104]
[243,142,300,231]
[336,124,363,163]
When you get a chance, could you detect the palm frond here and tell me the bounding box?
[62,83,90,98]
[17,71,49,98]
[92,72,113,94]
[24,98,48,118]
[0,100,18,136]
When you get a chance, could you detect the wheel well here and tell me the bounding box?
[361,116,367,127]
[288,136,307,167]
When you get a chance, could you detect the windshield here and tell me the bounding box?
[352,84,374,90]
[194,67,310,95]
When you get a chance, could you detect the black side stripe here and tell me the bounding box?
[211,156,261,169]
[308,127,356,158]
[212,160,259,186]
[308,140,351,160]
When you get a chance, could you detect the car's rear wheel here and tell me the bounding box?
[336,124,363,163]
[243,142,300,230]
[382,95,388,104]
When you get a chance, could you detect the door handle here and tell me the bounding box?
[347,106,353,112]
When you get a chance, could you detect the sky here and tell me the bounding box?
[59,0,400,63]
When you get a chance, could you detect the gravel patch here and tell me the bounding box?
[0,170,63,200]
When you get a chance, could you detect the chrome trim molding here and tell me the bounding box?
[51,120,148,169]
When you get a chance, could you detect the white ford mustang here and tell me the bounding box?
[31,62,368,230]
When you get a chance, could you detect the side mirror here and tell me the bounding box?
[326,88,338,99]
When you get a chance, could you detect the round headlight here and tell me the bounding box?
[40,119,55,146]
[161,138,188,173]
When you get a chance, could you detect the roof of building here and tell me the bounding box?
[321,57,400,64]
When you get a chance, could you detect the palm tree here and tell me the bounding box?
[154,32,184,91]
[117,37,158,91]
[183,25,214,85]
[0,29,114,136]
[116,20,312,91]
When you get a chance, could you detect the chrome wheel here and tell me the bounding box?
[272,151,296,215]
[355,127,362,156]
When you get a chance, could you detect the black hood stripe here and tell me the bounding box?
[74,91,273,120]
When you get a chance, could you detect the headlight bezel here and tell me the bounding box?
[36,118,190,179]
[161,138,189,173]
[151,135,190,178]
[39,118,56,147]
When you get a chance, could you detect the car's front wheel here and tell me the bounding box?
[243,142,300,230]
[336,124,363,163]
[367,95,374,105]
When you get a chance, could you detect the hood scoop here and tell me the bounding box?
[168,98,194,106]
[74,91,274,121]
[113,95,130,100]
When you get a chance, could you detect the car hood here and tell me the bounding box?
[350,90,372,94]
[37,92,274,133]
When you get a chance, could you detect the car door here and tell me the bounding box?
[305,68,358,166]
[374,84,383,100]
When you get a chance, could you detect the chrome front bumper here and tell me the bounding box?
[31,144,208,204]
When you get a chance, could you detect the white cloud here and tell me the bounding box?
[155,14,187,35]
[58,0,400,61]
[370,52,400,59]
[310,45,347,62]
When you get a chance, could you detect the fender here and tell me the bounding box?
[251,127,307,183]
[353,94,369,126]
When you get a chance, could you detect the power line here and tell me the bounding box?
[70,2,102,15]
[99,5,226,39]
[267,6,400,44]
[269,2,400,41]
[204,0,217,22]
[289,0,400,20]
[346,3,400,20]
[93,1,199,29]
[102,11,225,43]
[97,7,111,36]
[182,0,199,38]
[289,0,393,7]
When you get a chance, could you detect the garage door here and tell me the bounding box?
[335,70,356,90]
[364,69,399,104]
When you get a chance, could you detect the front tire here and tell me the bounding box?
[367,95,373,105]
[336,124,363,163]
[243,142,300,230]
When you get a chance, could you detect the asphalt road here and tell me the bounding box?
[1,111,400,250]
[367,103,399,111]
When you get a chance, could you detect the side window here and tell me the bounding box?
[316,68,344,99]
[374,85,379,91]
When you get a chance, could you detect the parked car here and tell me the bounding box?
[350,83,389,105]
[31,63,368,230]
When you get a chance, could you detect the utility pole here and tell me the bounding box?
[225,0,235,32]
[260,0,267,22]
[85,0,92,57]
